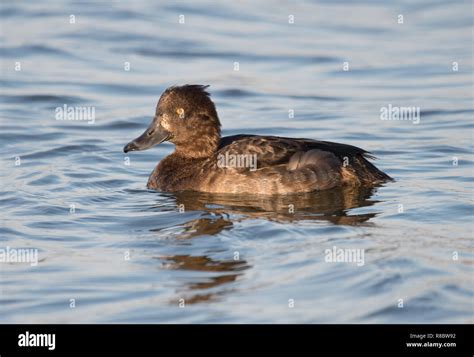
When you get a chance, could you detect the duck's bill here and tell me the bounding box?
[123,124,170,153]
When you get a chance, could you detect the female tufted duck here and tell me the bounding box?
[123,85,392,194]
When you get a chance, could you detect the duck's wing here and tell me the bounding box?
[217,135,302,166]
[218,135,373,167]
[217,135,391,186]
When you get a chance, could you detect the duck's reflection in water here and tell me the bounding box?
[160,254,250,304]
[174,185,380,225]
[155,185,382,304]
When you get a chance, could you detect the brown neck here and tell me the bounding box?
[174,126,221,159]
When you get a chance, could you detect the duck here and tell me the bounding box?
[123,85,392,194]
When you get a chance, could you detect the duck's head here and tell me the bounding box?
[123,84,221,158]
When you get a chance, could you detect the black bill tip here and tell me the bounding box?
[123,141,138,153]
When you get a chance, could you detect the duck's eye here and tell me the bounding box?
[176,108,185,118]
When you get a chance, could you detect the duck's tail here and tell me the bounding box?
[341,154,393,185]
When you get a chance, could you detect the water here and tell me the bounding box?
[0,0,473,323]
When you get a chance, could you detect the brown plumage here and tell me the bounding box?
[123,85,392,195]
